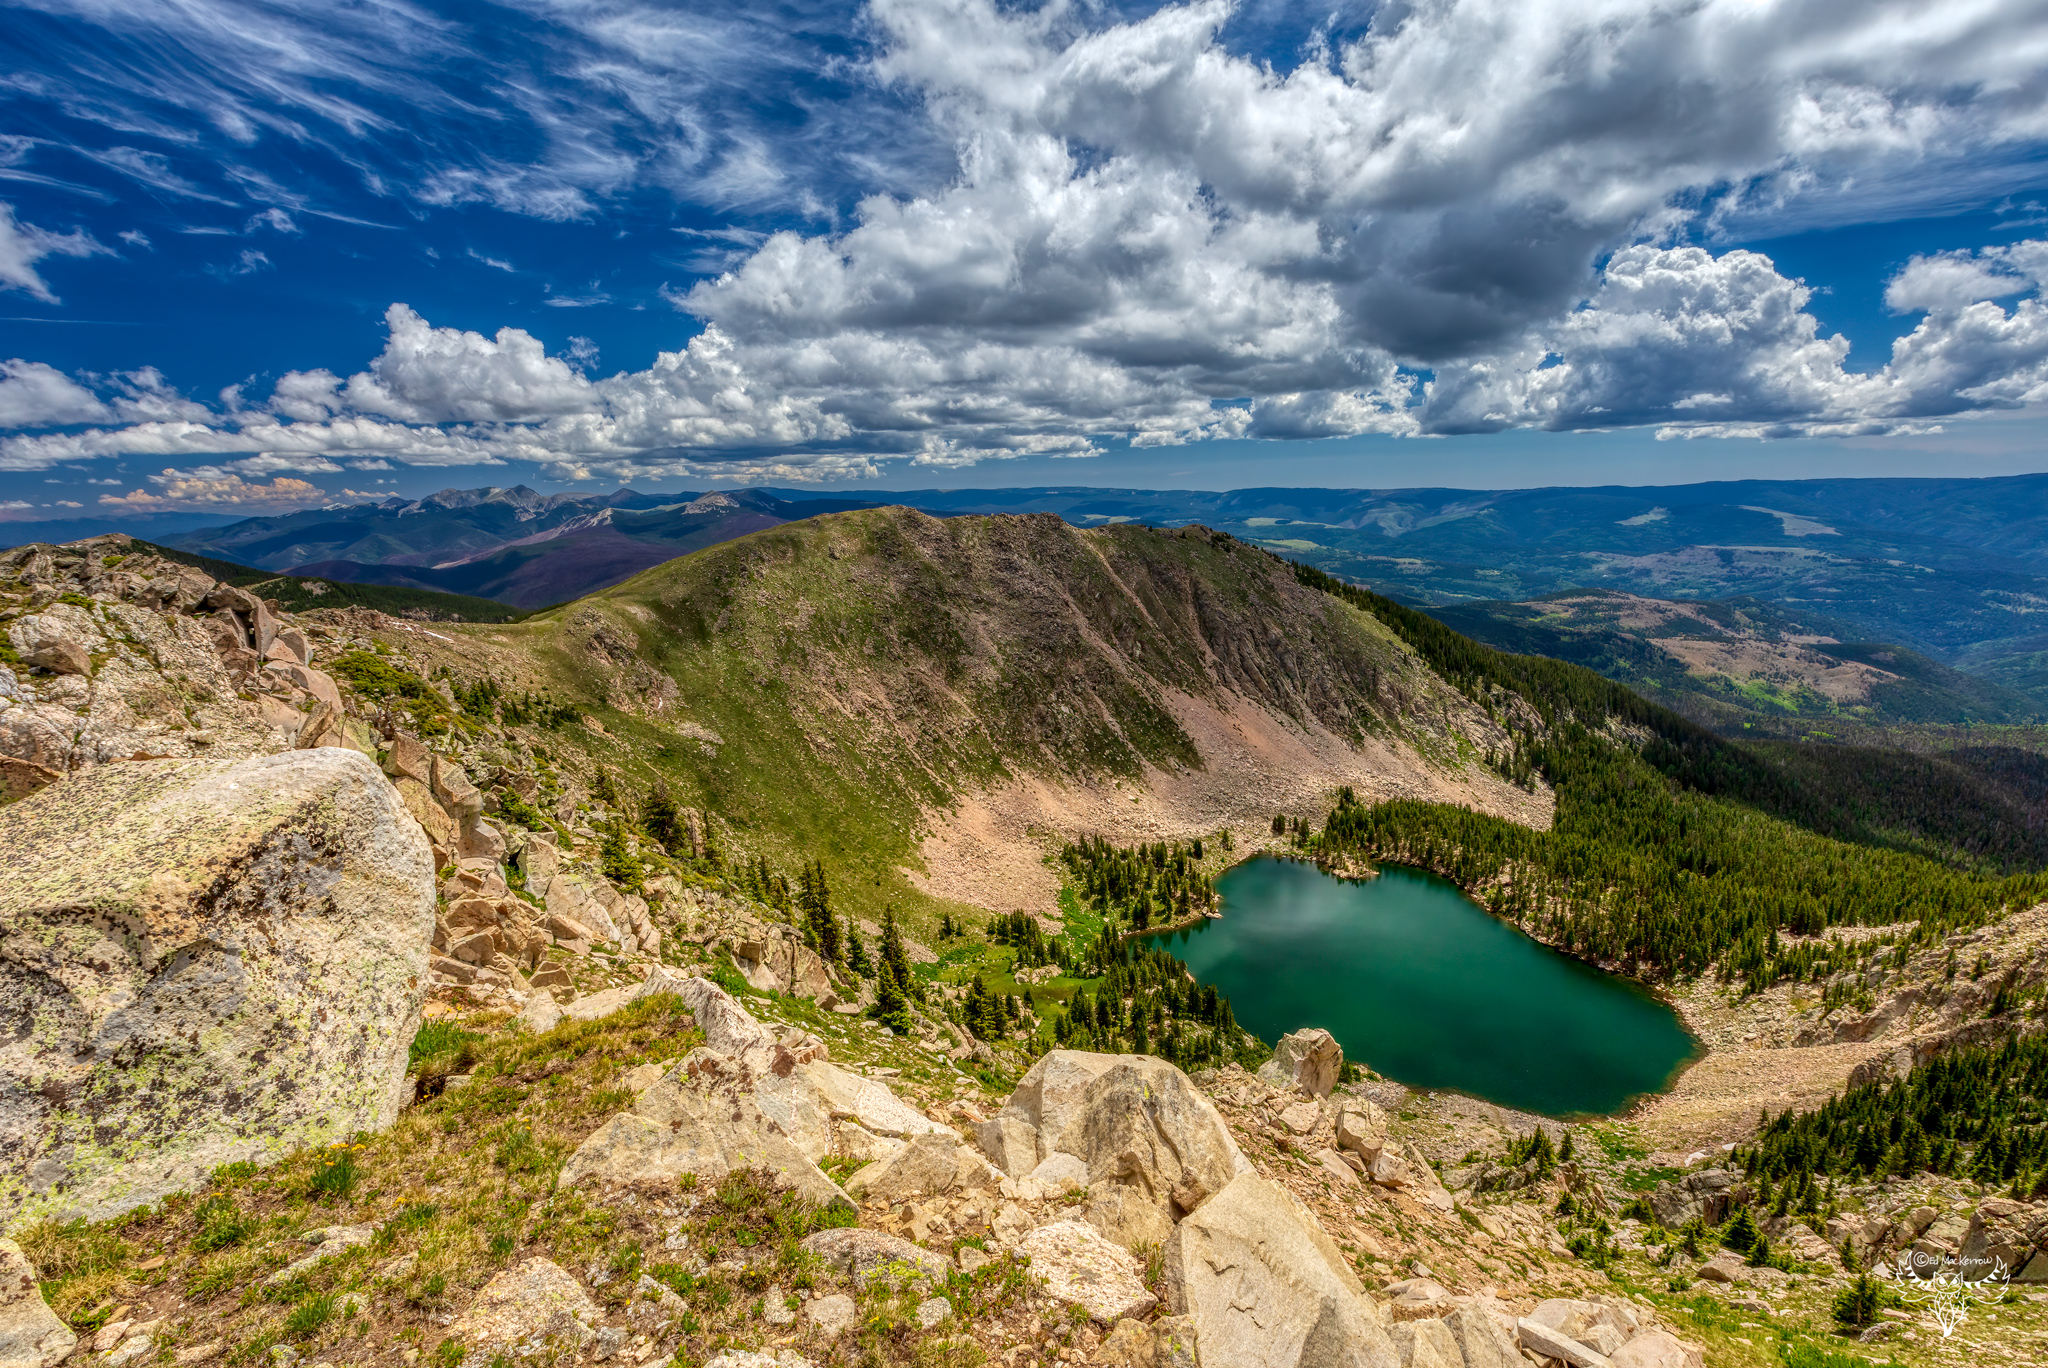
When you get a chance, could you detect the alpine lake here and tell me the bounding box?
[1143,856,1700,1118]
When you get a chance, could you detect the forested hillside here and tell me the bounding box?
[1290,562,2048,992]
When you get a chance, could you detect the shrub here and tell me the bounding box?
[192,1195,258,1252]
[285,1292,338,1340]
[306,1143,361,1199]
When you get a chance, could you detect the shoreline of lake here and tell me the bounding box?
[1145,855,1704,1118]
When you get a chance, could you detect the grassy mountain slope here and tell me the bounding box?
[1428,589,2040,729]
[375,508,1537,929]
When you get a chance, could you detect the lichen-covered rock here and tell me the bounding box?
[0,1238,76,1366]
[444,1257,597,1367]
[558,1048,851,1213]
[0,540,292,780]
[1018,1219,1158,1323]
[799,1227,950,1288]
[0,748,436,1224]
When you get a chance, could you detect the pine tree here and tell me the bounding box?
[1834,1274,1883,1327]
[643,782,686,856]
[600,817,645,893]
[870,906,916,1034]
[846,932,872,978]
[1722,1206,1760,1257]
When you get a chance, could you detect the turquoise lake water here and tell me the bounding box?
[1143,856,1698,1117]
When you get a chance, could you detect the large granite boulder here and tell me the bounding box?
[977,1049,1141,1176]
[1046,1057,1252,1248]
[0,749,435,1225]
[1257,1028,1343,1097]
[1163,1171,1398,1368]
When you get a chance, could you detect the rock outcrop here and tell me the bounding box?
[1164,1170,1400,1368]
[977,1049,1250,1249]
[558,1047,852,1213]
[0,748,435,1224]
[0,539,356,792]
[1258,1028,1344,1097]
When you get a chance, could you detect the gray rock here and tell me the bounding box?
[7,613,92,676]
[1041,1055,1250,1249]
[558,1048,851,1214]
[844,1132,996,1203]
[445,1258,598,1367]
[976,1049,1140,1174]
[803,1293,858,1337]
[1694,1251,1748,1284]
[799,1227,950,1288]
[1164,1171,1399,1368]
[1388,1319,1462,1368]
[1647,1169,1738,1229]
[1608,1330,1703,1368]
[0,1238,76,1366]
[1334,1102,1387,1161]
[915,1297,952,1329]
[0,749,435,1225]
[1019,1220,1158,1324]
[516,990,565,1034]
[1152,1315,1199,1368]
[1255,1028,1343,1097]
[1441,1300,1523,1368]
[1517,1318,1612,1368]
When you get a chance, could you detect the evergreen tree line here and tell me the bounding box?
[1737,1033,2048,1199]
[1318,723,2048,987]
[961,975,1026,1042]
[1053,936,1263,1070]
[989,911,1070,972]
[1059,835,1217,931]
[1291,559,2048,877]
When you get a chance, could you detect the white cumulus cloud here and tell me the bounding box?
[11,0,2048,475]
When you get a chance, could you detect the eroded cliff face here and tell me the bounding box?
[0,748,436,1225]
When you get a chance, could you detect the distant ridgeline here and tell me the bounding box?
[133,540,529,623]
[1287,560,2048,993]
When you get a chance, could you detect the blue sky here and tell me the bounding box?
[6,0,2048,520]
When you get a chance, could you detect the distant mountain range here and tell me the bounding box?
[14,470,2038,714]
[165,486,886,609]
